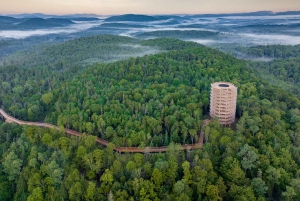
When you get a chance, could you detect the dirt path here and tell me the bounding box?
[0,108,205,153]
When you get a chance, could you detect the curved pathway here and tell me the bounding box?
[0,108,205,153]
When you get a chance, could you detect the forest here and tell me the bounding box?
[235,45,300,96]
[2,35,158,68]
[237,45,300,59]
[1,36,300,201]
[136,30,219,39]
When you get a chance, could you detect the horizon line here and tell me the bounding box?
[1,9,300,16]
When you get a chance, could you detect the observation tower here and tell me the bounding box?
[210,82,237,126]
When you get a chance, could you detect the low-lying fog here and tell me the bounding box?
[116,14,300,46]
[0,20,103,39]
[1,13,300,47]
[189,33,300,46]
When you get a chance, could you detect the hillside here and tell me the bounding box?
[140,37,206,50]
[0,16,21,29]
[99,23,149,28]
[42,46,299,146]
[46,18,75,25]
[236,44,300,59]
[1,40,300,200]
[2,35,204,69]
[136,30,219,39]
[0,37,203,122]
[231,44,300,96]
[0,16,19,23]
[17,18,62,28]
[0,16,75,30]
[2,35,151,68]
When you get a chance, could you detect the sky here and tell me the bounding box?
[1,0,300,15]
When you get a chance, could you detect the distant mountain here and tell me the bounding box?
[67,17,100,21]
[17,18,58,28]
[0,17,73,30]
[188,10,300,18]
[7,13,99,19]
[0,16,19,23]
[105,14,160,22]
[0,16,19,29]
[154,16,174,20]
[46,18,74,25]
[99,23,149,28]
[8,13,56,18]
[17,18,73,29]
[190,11,274,18]
[275,11,300,15]
[58,14,99,18]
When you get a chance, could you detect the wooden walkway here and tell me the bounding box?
[0,108,205,153]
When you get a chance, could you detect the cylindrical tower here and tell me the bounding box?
[210,82,237,125]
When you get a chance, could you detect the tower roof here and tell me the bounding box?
[211,82,237,90]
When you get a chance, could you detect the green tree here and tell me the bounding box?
[47,160,63,186]
[216,177,227,199]
[220,156,247,186]
[289,179,300,200]
[69,182,84,201]
[251,178,268,197]
[205,184,221,201]
[42,92,54,105]
[27,187,44,201]
[237,144,259,172]
[151,168,163,191]
[182,161,192,184]
[282,186,296,201]
[173,180,185,195]
[2,151,22,181]
[265,166,281,191]
[228,185,256,201]
[101,169,114,184]
[84,182,96,201]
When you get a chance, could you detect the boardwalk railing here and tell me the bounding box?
[0,108,205,153]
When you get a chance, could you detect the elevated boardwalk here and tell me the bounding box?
[0,108,206,153]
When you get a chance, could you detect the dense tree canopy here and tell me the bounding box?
[1,36,300,201]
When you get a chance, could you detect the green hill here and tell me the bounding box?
[3,35,204,69]
[3,35,151,68]
[1,37,300,201]
[38,46,299,147]
[236,45,300,96]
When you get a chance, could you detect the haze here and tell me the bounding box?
[1,0,300,15]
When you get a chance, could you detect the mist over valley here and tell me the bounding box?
[1,12,300,63]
